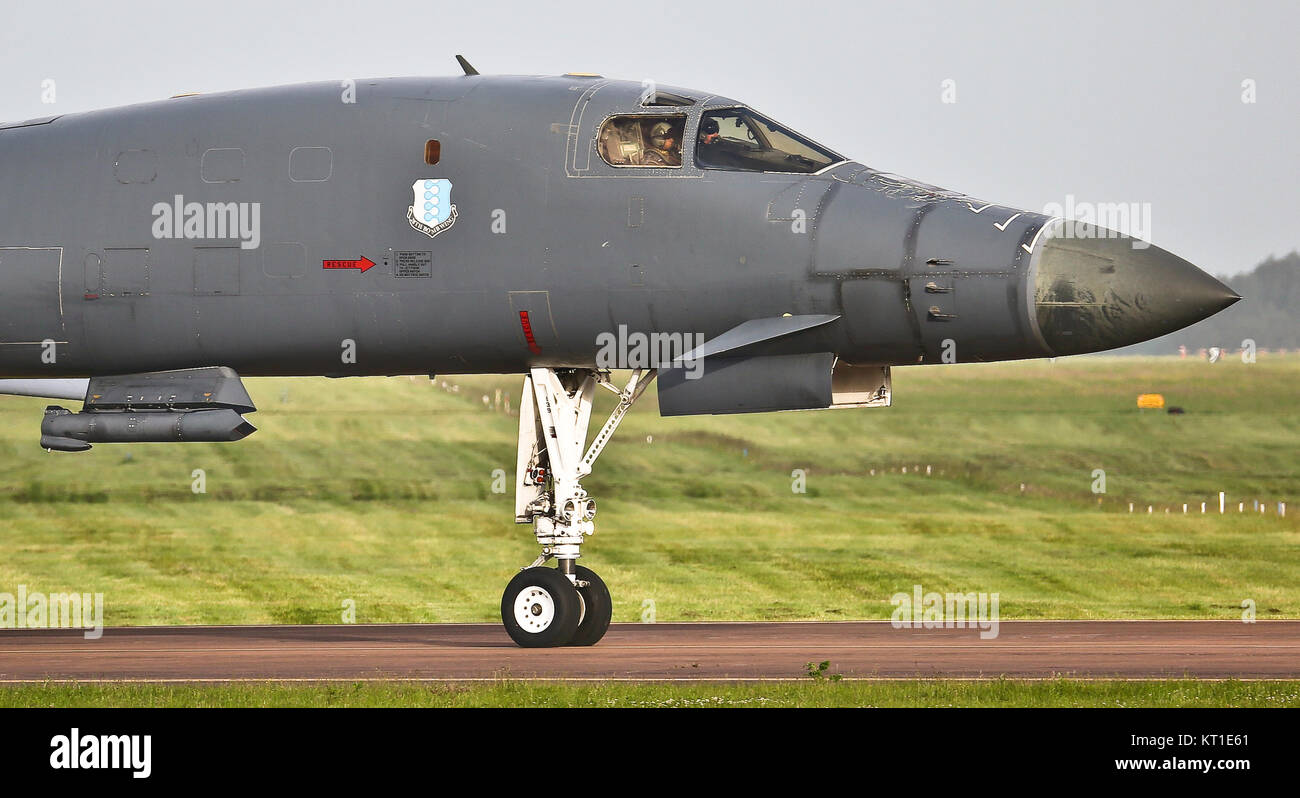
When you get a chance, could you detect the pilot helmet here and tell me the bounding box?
[700,118,719,137]
[650,121,674,148]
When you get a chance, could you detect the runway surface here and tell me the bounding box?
[2,621,1297,682]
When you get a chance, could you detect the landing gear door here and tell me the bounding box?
[515,375,546,523]
[508,290,558,360]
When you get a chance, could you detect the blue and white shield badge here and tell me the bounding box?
[407,178,458,239]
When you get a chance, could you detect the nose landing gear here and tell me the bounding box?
[501,367,654,648]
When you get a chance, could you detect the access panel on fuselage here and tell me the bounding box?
[0,247,64,343]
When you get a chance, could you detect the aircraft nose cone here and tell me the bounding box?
[1032,224,1240,355]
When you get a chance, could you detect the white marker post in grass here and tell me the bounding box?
[1281,502,1287,517]
[1201,502,1206,513]
[1220,492,1226,513]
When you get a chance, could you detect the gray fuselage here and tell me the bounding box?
[0,74,1234,379]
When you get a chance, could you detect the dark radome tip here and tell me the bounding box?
[1033,226,1240,356]
[1194,279,1243,318]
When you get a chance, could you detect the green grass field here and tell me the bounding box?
[1,355,1296,626]
[4,679,1298,708]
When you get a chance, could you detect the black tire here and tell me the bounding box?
[501,567,581,648]
[567,565,612,646]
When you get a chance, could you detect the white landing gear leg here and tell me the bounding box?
[500,367,655,648]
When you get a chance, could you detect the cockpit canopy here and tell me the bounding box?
[696,108,840,174]
[596,106,842,174]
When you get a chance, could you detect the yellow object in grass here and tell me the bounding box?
[1137,393,1165,409]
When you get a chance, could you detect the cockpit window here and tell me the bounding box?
[695,108,841,174]
[642,91,695,107]
[598,115,685,168]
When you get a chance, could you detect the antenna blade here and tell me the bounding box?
[455,55,479,76]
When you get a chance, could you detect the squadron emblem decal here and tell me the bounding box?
[407,178,458,239]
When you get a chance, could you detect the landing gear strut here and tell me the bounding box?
[500,367,654,648]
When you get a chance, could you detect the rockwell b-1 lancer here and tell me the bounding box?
[0,58,1239,646]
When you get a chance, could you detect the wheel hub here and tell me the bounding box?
[514,586,555,633]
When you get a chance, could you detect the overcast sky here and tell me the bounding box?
[2,0,1294,276]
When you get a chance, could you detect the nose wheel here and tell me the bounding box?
[500,564,612,647]
[502,368,654,648]
[502,567,580,647]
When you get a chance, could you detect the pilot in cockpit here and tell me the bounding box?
[698,117,721,147]
[640,121,682,167]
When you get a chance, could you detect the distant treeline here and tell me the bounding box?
[1117,250,1300,355]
